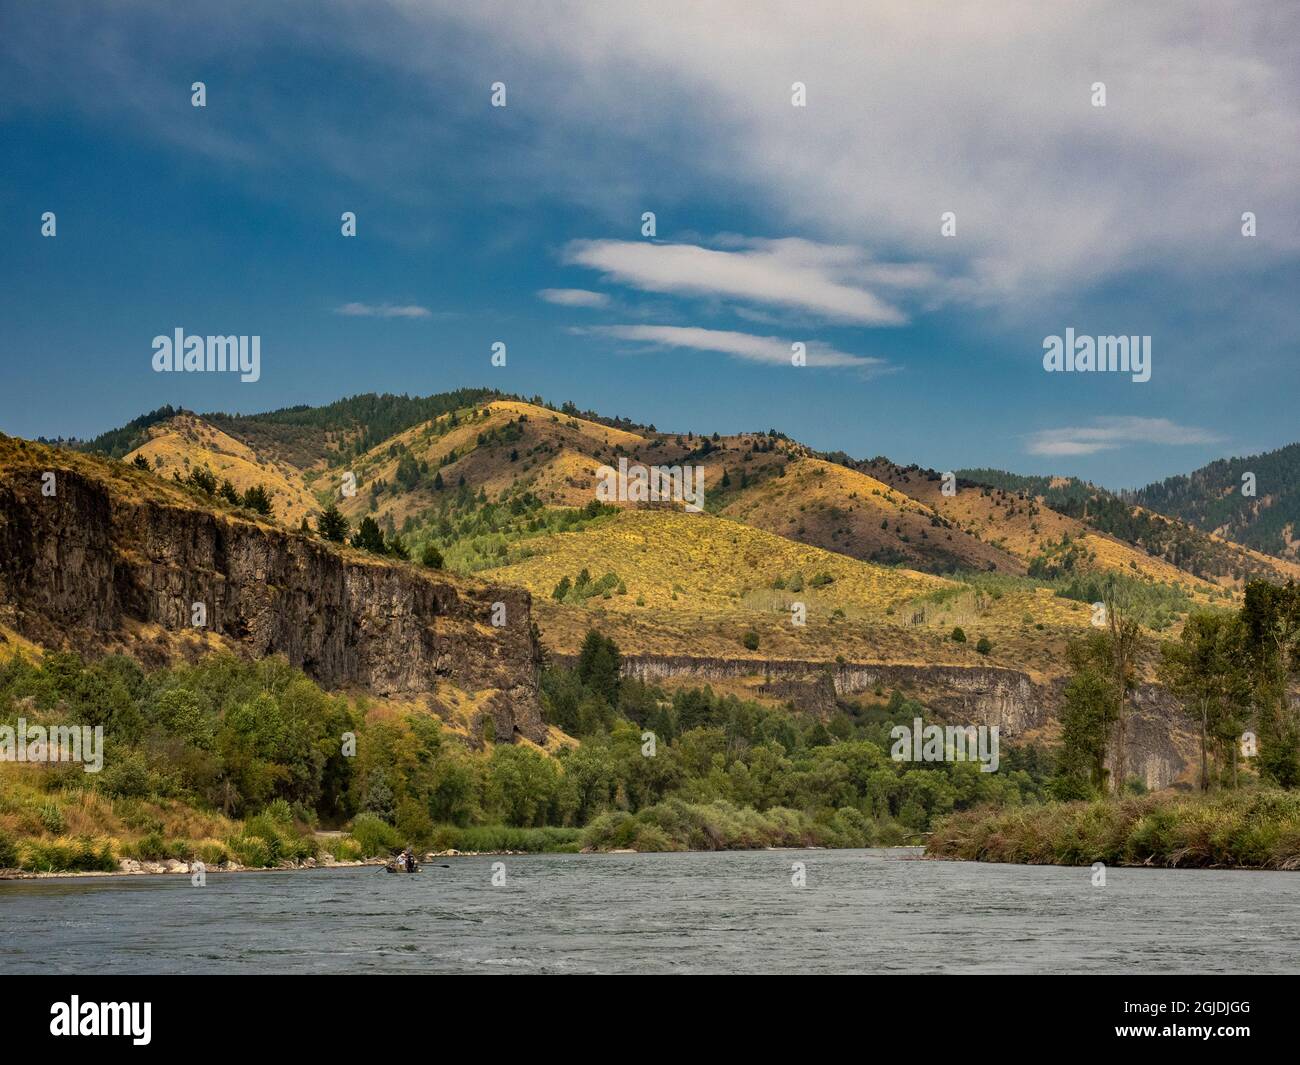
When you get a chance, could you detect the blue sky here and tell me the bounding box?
[1,2,1297,489]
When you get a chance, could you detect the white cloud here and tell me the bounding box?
[538,288,610,308]
[578,324,885,370]
[431,2,1300,305]
[565,238,911,324]
[1026,417,1221,457]
[10,3,1296,312]
[334,302,432,319]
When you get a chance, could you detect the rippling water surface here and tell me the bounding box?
[2,849,1296,974]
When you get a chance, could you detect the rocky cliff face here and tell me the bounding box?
[619,654,1046,731]
[0,445,546,742]
[616,653,1194,789]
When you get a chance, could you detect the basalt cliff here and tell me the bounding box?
[0,436,546,743]
[610,653,1195,790]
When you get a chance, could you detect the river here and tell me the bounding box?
[2,848,1296,974]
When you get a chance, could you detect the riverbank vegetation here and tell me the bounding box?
[926,579,1300,869]
[0,637,1048,870]
[5,577,1294,871]
[928,790,1300,869]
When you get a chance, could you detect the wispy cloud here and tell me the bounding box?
[1026,417,1221,457]
[334,302,433,319]
[8,4,1296,306]
[538,288,610,308]
[564,238,916,325]
[577,323,886,371]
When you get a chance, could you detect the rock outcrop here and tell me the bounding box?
[612,652,1194,789]
[617,654,1047,733]
[0,441,545,742]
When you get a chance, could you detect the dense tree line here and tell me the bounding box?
[1,636,1051,851]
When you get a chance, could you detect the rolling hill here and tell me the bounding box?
[61,388,1297,685]
[957,466,1300,587]
[122,413,322,527]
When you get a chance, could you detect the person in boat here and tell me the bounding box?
[403,846,415,872]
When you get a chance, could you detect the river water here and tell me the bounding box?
[2,848,1296,974]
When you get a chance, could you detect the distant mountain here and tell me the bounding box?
[72,388,1299,658]
[78,390,501,467]
[956,466,1299,586]
[77,389,1298,594]
[1131,443,1300,563]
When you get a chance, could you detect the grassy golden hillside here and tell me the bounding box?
[863,459,1228,599]
[2,430,269,517]
[124,414,321,526]
[477,507,1099,675]
[866,461,1080,561]
[483,508,953,614]
[323,395,1231,612]
[49,392,1299,684]
[720,456,1023,575]
[336,399,650,525]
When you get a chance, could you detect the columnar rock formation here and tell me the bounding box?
[0,442,546,743]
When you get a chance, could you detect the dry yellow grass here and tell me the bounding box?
[0,626,44,661]
[484,508,953,615]
[720,456,1022,574]
[1078,534,1219,599]
[337,399,650,524]
[511,448,615,507]
[729,457,925,522]
[528,595,1081,677]
[475,508,1099,670]
[487,400,647,448]
[125,414,321,526]
[0,762,239,854]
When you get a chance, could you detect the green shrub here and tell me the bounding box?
[394,798,435,846]
[630,824,676,852]
[438,825,580,853]
[23,836,116,873]
[263,798,294,826]
[196,841,230,866]
[100,753,153,798]
[228,835,273,868]
[0,832,18,868]
[40,802,66,834]
[126,832,172,861]
[928,791,1300,870]
[329,837,363,862]
[242,814,285,861]
[584,800,826,852]
[240,811,318,863]
[349,812,401,857]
